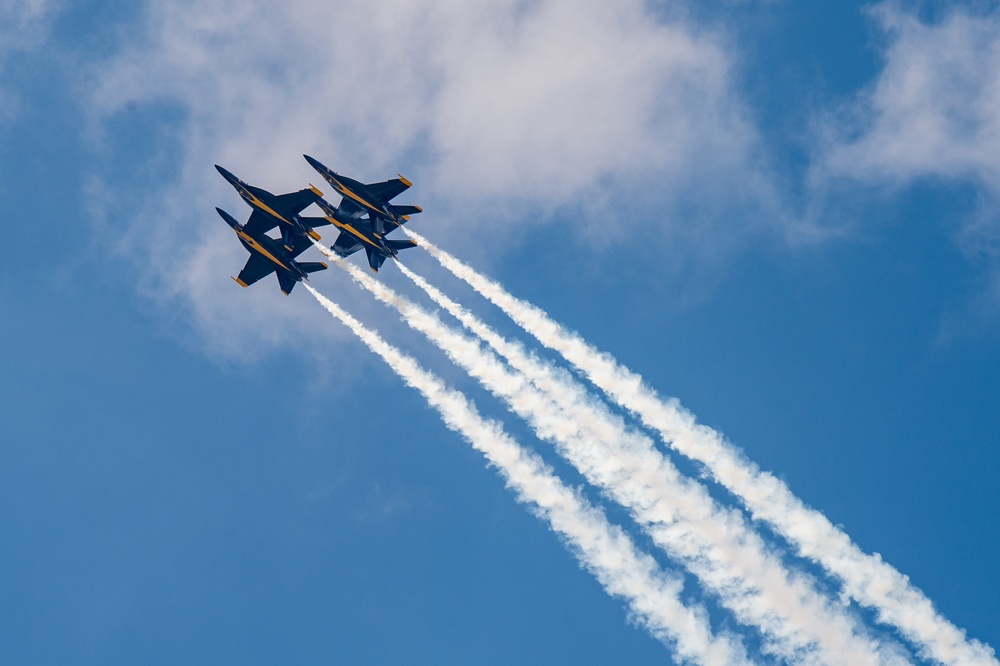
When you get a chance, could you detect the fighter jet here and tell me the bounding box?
[215,164,331,251]
[217,207,327,295]
[314,196,417,272]
[303,154,422,235]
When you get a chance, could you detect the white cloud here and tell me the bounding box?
[87,0,787,353]
[0,0,60,121]
[0,0,56,52]
[818,4,1000,188]
[813,3,1000,323]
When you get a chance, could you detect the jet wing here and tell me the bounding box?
[243,209,278,238]
[367,177,411,203]
[332,231,363,257]
[275,188,323,215]
[381,218,404,234]
[288,231,319,258]
[338,197,366,219]
[234,254,277,287]
[365,247,388,272]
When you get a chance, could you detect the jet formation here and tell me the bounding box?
[215,156,422,294]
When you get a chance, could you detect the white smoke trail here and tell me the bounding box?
[304,284,748,666]
[338,261,896,665]
[406,230,997,666]
[310,239,340,262]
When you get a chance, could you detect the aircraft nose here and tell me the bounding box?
[215,164,237,183]
[304,154,334,178]
[215,207,239,229]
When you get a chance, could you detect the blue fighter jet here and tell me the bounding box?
[217,207,327,295]
[215,164,331,252]
[314,196,417,272]
[303,154,422,236]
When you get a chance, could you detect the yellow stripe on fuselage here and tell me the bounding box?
[329,218,382,249]
[243,191,292,226]
[236,230,291,270]
[333,183,382,216]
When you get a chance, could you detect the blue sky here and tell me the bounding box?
[2,1,998,663]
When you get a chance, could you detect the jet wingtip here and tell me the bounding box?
[231,276,249,288]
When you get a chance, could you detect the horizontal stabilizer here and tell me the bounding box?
[298,262,328,274]
[289,232,320,257]
[365,247,387,272]
[385,239,417,252]
[389,204,422,217]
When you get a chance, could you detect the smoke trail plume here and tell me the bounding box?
[304,285,747,666]
[338,262,895,665]
[405,230,997,666]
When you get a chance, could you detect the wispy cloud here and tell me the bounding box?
[814,3,1000,311]
[0,0,60,122]
[85,0,790,349]
[817,5,1000,189]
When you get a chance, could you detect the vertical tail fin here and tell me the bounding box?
[364,247,388,272]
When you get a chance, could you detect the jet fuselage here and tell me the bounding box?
[303,154,408,225]
[216,207,326,293]
[215,165,322,241]
[316,197,396,257]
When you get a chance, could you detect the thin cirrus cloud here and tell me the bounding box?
[0,0,60,121]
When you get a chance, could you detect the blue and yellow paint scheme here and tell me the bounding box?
[215,165,331,251]
[314,196,417,272]
[217,207,327,295]
[303,154,422,236]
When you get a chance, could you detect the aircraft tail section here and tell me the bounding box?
[299,215,332,228]
[365,247,388,272]
[298,262,328,274]
[277,271,296,295]
[389,204,422,218]
[385,239,417,252]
